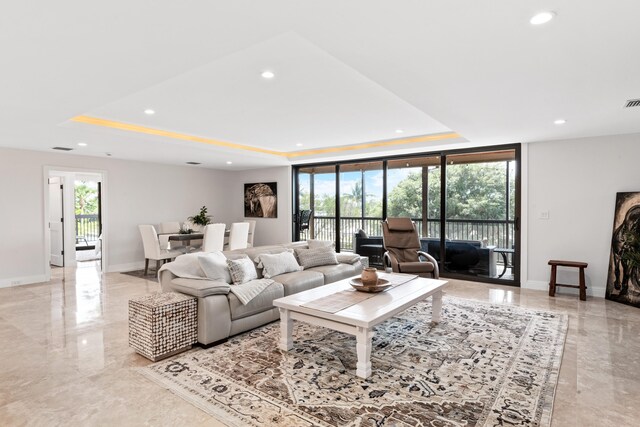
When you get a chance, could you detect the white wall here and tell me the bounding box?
[526,132,640,297]
[0,147,237,286]
[227,166,292,247]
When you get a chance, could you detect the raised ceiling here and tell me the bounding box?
[1,1,639,169]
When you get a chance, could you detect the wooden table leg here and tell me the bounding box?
[356,326,374,379]
[579,267,587,301]
[549,264,557,297]
[279,308,293,351]
[432,290,443,323]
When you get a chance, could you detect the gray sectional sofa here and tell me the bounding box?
[159,241,363,345]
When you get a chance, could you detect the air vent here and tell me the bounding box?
[624,99,640,108]
[51,147,73,151]
[186,161,201,165]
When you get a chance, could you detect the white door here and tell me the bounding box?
[49,177,64,267]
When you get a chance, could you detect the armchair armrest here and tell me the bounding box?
[417,251,440,279]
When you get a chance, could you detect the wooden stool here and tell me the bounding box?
[548,260,588,301]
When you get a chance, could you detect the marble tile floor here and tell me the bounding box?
[1,262,639,426]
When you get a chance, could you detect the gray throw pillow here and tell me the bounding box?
[295,246,338,269]
[198,251,231,283]
[227,256,258,285]
[254,251,302,278]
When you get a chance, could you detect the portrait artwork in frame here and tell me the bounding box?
[606,192,640,308]
[244,182,277,218]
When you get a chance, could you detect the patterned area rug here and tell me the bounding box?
[140,297,568,426]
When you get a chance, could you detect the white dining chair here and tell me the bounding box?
[226,222,250,251]
[245,220,256,247]
[158,221,181,234]
[202,223,226,252]
[158,221,184,250]
[138,225,184,275]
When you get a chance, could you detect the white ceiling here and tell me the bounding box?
[1,1,639,169]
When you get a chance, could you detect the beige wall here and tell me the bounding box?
[0,148,236,285]
[227,166,293,247]
[526,132,640,297]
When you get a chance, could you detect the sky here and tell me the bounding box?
[301,167,418,198]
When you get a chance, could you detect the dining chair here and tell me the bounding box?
[158,221,184,250]
[158,221,181,234]
[202,223,226,252]
[138,225,184,275]
[226,222,250,251]
[245,220,256,247]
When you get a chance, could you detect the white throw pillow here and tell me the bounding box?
[227,256,258,285]
[307,239,335,249]
[295,246,338,269]
[197,251,231,283]
[254,251,302,279]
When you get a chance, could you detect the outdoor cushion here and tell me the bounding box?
[228,281,284,320]
[170,277,231,298]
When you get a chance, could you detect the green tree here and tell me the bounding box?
[387,163,507,221]
[75,182,98,215]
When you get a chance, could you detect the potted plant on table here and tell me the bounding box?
[187,206,212,232]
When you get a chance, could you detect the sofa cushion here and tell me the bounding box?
[170,277,231,298]
[307,263,360,283]
[295,247,338,269]
[227,256,258,285]
[228,281,284,321]
[198,251,231,283]
[272,270,324,295]
[336,253,361,264]
[307,239,335,249]
[254,251,302,279]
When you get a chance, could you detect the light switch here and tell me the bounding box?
[539,211,550,220]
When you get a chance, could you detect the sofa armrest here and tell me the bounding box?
[417,251,440,279]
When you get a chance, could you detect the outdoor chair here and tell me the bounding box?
[381,217,439,279]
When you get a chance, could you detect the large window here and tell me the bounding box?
[293,145,521,286]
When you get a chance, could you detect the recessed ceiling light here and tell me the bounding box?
[261,71,275,79]
[296,143,303,147]
[226,161,233,165]
[554,119,567,125]
[395,129,404,134]
[144,109,155,115]
[530,11,555,25]
[77,142,87,147]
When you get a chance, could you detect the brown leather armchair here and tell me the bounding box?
[381,217,439,279]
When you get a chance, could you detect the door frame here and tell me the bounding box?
[43,166,108,280]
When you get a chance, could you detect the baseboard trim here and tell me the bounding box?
[108,262,145,273]
[523,280,605,298]
[0,274,48,289]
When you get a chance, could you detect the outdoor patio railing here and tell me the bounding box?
[75,214,100,245]
[300,216,515,251]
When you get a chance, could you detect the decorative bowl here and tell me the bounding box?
[349,278,391,293]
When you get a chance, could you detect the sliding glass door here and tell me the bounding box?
[293,144,520,285]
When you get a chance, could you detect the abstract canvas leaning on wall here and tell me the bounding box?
[606,192,640,308]
[244,182,277,218]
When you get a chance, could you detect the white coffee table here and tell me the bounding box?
[273,275,448,379]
